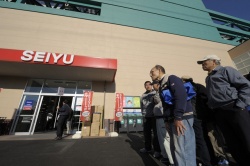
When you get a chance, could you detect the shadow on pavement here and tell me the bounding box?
[125,132,166,166]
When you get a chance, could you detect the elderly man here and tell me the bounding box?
[197,54,250,166]
[150,65,196,166]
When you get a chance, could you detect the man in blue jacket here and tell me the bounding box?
[150,65,196,166]
[197,54,250,166]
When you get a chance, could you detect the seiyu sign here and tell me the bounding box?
[21,50,74,64]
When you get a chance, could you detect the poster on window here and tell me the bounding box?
[123,96,141,108]
[80,91,93,121]
[23,100,33,110]
[114,93,124,121]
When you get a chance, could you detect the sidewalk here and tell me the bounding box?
[0,132,166,166]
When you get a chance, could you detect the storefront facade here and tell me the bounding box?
[0,0,249,135]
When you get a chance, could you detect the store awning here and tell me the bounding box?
[0,48,117,82]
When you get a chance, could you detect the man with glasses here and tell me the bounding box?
[197,54,250,166]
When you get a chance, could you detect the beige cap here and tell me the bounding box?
[197,55,221,64]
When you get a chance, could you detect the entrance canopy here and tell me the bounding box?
[0,48,117,82]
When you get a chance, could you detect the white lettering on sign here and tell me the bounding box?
[21,50,74,64]
[34,52,46,62]
[21,50,34,61]
[52,53,64,63]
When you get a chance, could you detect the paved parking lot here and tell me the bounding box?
[0,132,165,166]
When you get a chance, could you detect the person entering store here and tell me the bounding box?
[55,100,71,140]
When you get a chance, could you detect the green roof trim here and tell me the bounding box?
[0,0,249,46]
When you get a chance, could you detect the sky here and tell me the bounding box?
[202,0,250,22]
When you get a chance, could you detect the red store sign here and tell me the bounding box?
[0,48,117,69]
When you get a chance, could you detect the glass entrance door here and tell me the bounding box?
[13,95,41,135]
[11,79,91,135]
[34,96,58,132]
[33,96,73,133]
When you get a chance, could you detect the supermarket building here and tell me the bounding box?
[0,0,250,135]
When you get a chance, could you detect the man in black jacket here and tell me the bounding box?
[55,100,71,140]
[181,76,213,166]
[140,81,161,158]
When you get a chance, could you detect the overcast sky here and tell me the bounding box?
[202,0,250,21]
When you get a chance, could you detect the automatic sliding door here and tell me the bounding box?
[34,96,59,132]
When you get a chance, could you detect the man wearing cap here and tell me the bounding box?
[150,65,196,166]
[197,54,250,165]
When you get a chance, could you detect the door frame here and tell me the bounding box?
[11,94,42,135]
[31,95,75,135]
[11,94,76,135]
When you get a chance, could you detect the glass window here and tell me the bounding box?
[20,95,39,115]
[15,95,39,132]
[42,80,61,93]
[64,81,77,94]
[247,66,250,73]
[72,116,82,131]
[72,96,83,131]
[77,81,92,94]
[24,79,43,92]
[243,59,250,67]
[235,63,245,69]
[233,57,242,64]
[42,80,76,94]
[240,53,250,61]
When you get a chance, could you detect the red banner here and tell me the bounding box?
[80,91,93,121]
[114,93,124,121]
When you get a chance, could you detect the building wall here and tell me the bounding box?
[0,8,235,119]
[228,40,250,75]
[0,76,27,118]
[229,40,250,58]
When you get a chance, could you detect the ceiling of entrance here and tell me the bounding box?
[0,61,116,82]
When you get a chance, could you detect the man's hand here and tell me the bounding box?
[174,119,186,136]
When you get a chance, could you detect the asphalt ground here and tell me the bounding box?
[0,132,166,166]
[0,132,238,166]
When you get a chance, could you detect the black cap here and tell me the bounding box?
[150,80,159,85]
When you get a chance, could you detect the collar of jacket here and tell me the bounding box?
[159,74,169,87]
[145,89,154,94]
[208,65,221,76]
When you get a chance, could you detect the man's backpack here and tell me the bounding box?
[161,82,196,105]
